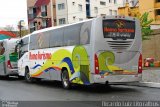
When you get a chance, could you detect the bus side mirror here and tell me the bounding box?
[18,40,23,45]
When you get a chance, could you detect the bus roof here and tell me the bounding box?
[29,15,138,36]
[31,18,94,35]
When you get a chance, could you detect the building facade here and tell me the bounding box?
[87,0,119,18]
[27,0,130,32]
[27,0,56,33]
[118,0,139,17]
[139,0,160,29]
[55,0,126,25]
[56,0,87,25]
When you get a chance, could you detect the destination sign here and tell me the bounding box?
[103,19,135,40]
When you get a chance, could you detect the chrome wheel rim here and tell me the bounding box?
[26,72,30,80]
[62,72,68,87]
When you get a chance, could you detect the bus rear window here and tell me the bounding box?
[103,19,135,40]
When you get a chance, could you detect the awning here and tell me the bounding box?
[0,31,16,40]
[34,0,50,7]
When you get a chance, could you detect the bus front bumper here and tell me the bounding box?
[93,74,142,84]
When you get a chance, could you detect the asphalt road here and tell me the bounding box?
[0,77,160,107]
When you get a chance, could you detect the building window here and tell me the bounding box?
[42,20,47,28]
[114,0,117,4]
[53,5,56,8]
[109,9,112,15]
[29,22,34,28]
[78,4,82,11]
[28,7,36,19]
[72,2,75,5]
[100,1,106,5]
[73,16,76,21]
[58,3,65,10]
[101,14,106,17]
[156,0,160,2]
[30,22,36,33]
[156,9,160,16]
[109,0,112,3]
[41,5,47,16]
[94,7,98,14]
[59,18,66,25]
[113,10,117,15]
[129,0,134,6]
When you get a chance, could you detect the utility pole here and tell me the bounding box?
[18,20,24,37]
[19,21,22,38]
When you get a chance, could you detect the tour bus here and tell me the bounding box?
[18,16,142,89]
[0,38,19,77]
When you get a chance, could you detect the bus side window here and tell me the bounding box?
[49,28,64,47]
[80,21,92,45]
[37,32,50,49]
[19,37,29,58]
[63,23,81,46]
[30,34,37,50]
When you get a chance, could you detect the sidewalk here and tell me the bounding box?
[129,68,160,88]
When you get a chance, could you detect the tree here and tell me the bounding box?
[139,12,154,41]
[4,25,15,31]
[16,27,29,37]
[17,20,29,37]
[3,25,29,37]
[3,25,15,34]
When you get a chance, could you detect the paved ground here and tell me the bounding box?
[142,69,160,83]
[0,77,160,102]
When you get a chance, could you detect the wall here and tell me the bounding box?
[56,0,86,25]
[67,0,86,24]
[142,29,160,61]
[56,0,68,25]
[89,0,123,17]
[118,3,140,17]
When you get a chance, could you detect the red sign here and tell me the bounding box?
[29,52,52,60]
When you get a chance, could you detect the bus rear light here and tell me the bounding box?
[138,54,142,74]
[7,60,13,69]
[94,54,99,74]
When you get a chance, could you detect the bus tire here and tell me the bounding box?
[18,75,24,80]
[61,69,71,89]
[35,78,41,82]
[25,67,33,83]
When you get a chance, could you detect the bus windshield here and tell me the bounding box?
[103,19,135,40]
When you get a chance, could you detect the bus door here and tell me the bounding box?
[0,41,6,75]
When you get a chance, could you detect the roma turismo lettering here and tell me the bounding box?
[104,28,135,33]
[29,52,52,60]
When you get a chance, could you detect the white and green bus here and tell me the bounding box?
[0,38,19,77]
[18,16,142,89]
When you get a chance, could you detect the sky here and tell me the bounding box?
[0,0,28,30]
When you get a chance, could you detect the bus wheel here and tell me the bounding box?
[18,75,24,80]
[61,69,71,89]
[25,67,33,82]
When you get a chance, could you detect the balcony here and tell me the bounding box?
[30,27,36,33]
[155,15,160,24]
[41,12,47,17]
[155,15,160,20]
[28,13,37,19]
[155,2,160,8]
[86,0,90,4]
[86,4,90,17]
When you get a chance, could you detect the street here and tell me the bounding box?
[0,77,160,102]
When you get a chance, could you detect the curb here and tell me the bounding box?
[127,82,160,88]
